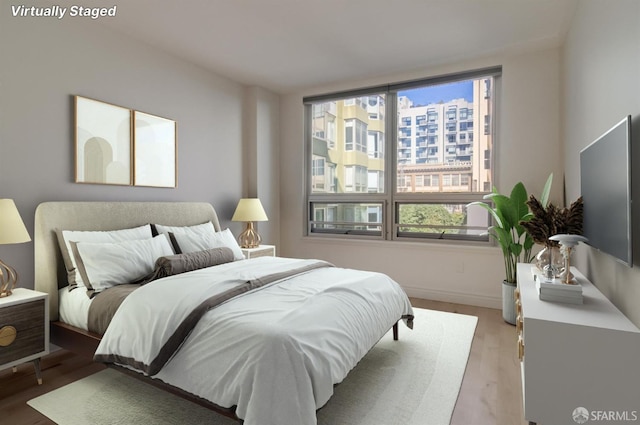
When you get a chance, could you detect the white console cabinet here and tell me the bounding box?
[516,263,640,425]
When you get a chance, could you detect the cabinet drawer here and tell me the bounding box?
[0,299,45,365]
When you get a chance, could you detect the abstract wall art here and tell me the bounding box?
[75,96,132,185]
[133,111,177,188]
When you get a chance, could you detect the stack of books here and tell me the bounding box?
[535,278,583,304]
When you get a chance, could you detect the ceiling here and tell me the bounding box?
[79,0,578,93]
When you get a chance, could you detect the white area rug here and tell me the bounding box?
[28,308,477,425]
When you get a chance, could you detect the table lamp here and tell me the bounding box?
[0,199,31,297]
[549,234,588,284]
[232,198,268,248]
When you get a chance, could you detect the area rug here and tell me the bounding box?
[28,308,477,425]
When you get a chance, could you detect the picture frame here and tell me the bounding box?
[75,96,132,185]
[133,111,177,188]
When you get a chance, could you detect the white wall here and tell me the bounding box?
[243,87,281,248]
[0,12,279,288]
[563,0,640,326]
[279,48,564,308]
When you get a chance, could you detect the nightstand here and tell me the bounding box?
[241,244,276,259]
[0,288,49,385]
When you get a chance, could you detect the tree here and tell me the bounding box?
[399,204,465,234]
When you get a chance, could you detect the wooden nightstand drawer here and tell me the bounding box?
[0,299,46,365]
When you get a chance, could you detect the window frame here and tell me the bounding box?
[304,66,501,244]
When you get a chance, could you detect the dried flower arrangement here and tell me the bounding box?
[521,194,584,247]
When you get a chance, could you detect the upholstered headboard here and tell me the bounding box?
[34,202,222,321]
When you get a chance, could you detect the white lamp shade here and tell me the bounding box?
[0,199,31,245]
[232,198,268,222]
[549,234,588,248]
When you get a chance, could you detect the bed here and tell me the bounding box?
[34,201,414,425]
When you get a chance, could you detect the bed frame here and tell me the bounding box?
[34,201,401,422]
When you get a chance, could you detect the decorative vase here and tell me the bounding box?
[535,245,564,277]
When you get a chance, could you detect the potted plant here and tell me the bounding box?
[470,182,534,324]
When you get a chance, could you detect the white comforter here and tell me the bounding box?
[95,257,414,425]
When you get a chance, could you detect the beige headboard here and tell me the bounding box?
[34,201,222,321]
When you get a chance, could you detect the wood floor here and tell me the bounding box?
[410,299,528,425]
[0,299,527,425]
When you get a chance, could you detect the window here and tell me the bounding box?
[305,67,499,242]
[484,115,491,135]
[368,131,384,159]
[311,156,325,191]
[345,165,368,193]
[345,119,368,152]
[312,103,336,149]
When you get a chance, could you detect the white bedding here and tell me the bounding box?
[58,286,93,330]
[95,256,413,425]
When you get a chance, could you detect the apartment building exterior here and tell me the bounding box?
[311,79,492,196]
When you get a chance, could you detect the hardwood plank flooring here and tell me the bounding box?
[0,299,526,425]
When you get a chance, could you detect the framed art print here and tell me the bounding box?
[75,96,132,185]
[133,111,177,188]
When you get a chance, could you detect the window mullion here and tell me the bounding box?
[386,91,397,241]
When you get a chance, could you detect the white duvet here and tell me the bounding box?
[95,257,414,425]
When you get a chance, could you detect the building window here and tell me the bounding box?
[345,165,368,193]
[484,115,491,135]
[305,67,498,242]
[368,131,384,159]
[345,119,368,152]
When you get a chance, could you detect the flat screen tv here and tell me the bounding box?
[580,115,633,266]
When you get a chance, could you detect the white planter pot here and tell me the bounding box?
[502,281,517,325]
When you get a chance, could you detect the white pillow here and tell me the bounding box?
[171,228,245,260]
[56,224,153,290]
[73,234,174,297]
[154,222,216,239]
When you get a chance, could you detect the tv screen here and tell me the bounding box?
[580,115,632,266]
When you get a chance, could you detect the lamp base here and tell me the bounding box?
[0,258,18,298]
[238,222,262,249]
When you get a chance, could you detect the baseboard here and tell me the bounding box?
[404,286,502,310]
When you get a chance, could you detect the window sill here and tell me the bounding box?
[301,234,496,254]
